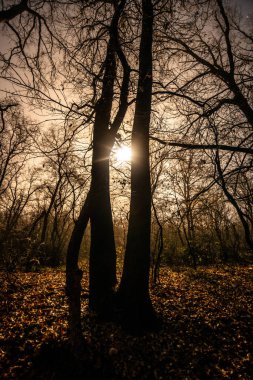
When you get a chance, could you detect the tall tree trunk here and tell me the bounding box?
[118,0,157,332]
[89,0,129,316]
[65,0,129,346]
[88,38,117,316]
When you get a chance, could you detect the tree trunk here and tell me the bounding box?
[89,149,117,316]
[118,0,157,332]
[65,0,129,344]
[152,199,164,286]
[66,192,90,351]
[89,0,129,316]
[88,39,117,316]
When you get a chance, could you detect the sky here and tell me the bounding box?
[233,0,253,16]
[239,0,253,12]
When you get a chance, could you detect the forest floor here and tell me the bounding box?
[0,264,252,380]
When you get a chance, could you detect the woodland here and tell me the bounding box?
[0,0,253,379]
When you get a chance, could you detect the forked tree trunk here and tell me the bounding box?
[118,0,157,332]
[66,0,129,348]
[88,0,130,317]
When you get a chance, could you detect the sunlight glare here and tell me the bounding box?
[115,146,132,162]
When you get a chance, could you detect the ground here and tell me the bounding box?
[0,264,252,379]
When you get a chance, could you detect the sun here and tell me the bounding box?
[115,146,132,162]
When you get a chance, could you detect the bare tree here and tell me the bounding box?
[117,0,158,332]
[65,0,131,349]
[152,0,253,251]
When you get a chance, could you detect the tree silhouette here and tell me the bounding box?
[117,0,158,332]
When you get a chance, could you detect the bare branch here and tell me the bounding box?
[0,0,28,23]
[150,136,253,155]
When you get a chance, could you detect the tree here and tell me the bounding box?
[1,0,252,351]
[117,0,157,332]
[152,0,253,251]
[65,0,131,348]
[30,125,88,265]
[1,0,130,321]
[0,102,33,194]
[0,101,40,268]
